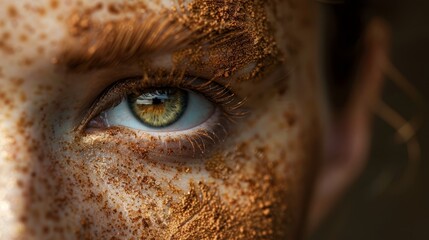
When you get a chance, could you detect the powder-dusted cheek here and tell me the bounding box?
[44,77,313,240]
[54,150,274,238]
[57,128,295,238]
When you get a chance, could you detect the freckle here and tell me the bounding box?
[37,46,45,54]
[36,7,46,16]
[108,4,120,14]
[45,85,53,91]
[20,92,27,102]
[277,84,288,96]
[95,2,104,10]
[11,77,24,87]
[39,33,47,40]
[283,111,296,127]
[50,0,59,9]
[51,57,59,64]
[19,216,28,223]
[8,5,18,18]
[0,32,13,53]
[2,32,11,40]
[42,226,50,234]
[16,179,24,188]
[21,58,34,66]
[19,34,28,42]
[0,44,15,54]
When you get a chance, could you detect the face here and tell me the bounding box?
[0,0,325,239]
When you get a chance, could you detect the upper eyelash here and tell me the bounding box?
[76,68,248,133]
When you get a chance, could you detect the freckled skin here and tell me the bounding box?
[0,0,324,239]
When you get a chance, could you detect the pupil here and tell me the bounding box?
[152,97,163,105]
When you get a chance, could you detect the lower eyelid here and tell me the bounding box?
[81,108,230,161]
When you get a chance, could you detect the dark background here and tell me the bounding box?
[312,0,429,239]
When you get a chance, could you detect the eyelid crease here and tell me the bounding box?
[76,69,248,133]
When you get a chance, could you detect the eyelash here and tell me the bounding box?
[77,69,248,157]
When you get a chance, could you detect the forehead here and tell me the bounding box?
[0,0,174,53]
[0,0,178,15]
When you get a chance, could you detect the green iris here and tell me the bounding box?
[128,88,188,128]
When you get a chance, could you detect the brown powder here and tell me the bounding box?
[172,0,279,82]
[204,153,232,180]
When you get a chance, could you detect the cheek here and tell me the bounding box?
[55,145,280,238]
[232,73,322,230]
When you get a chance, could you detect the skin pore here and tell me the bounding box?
[0,0,325,239]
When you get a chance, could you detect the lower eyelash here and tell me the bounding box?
[136,108,230,158]
[160,112,230,158]
[80,108,231,162]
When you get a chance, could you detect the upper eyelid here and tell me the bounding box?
[76,78,138,133]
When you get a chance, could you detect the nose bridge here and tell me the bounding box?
[0,87,41,239]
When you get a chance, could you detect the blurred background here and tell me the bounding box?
[312,0,429,239]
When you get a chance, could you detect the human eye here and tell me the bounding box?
[104,87,215,132]
[78,71,246,158]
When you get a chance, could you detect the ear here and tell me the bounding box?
[306,19,390,233]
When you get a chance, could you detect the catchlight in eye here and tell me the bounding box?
[128,88,188,128]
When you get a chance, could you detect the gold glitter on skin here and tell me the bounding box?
[0,0,324,239]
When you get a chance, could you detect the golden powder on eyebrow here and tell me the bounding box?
[61,0,279,80]
[171,0,280,81]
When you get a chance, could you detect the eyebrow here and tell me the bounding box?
[58,8,278,80]
[59,14,192,72]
